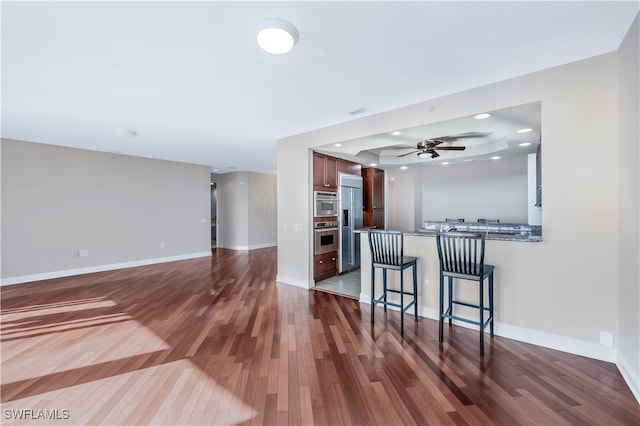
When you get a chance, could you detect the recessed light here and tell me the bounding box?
[473,113,492,120]
[334,143,342,147]
[518,142,532,147]
[400,166,408,170]
[517,128,533,133]
[491,156,501,160]
[441,162,450,165]
[255,18,298,55]
[464,159,474,162]
[370,163,378,167]
[391,131,402,136]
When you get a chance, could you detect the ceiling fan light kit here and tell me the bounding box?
[255,18,298,54]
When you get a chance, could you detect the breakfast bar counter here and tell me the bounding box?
[356,228,543,333]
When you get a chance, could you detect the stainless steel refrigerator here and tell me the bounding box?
[338,173,363,273]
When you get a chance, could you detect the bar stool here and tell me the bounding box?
[436,231,494,356]
[368,230,418,336]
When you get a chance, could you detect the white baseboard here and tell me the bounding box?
[276,275,310,289]
[0,251,212,286]
[221,242,277,251]
[362,299,617,363]
[617,351,640,404]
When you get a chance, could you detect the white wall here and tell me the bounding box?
[418,155,528,224]
[248,173,277,248]
[617,14,640,400]
[218,171,277,250]
[278,52,623,362]
[387,168,422,231]
[1,139,212,284]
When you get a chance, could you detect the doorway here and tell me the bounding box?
[210,182,218,248]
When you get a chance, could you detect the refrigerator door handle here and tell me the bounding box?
[343,209,349,226]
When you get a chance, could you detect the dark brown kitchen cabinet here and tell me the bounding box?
[314,251,337,282]
[313,153,337,191]
[337,158,361,176]
[362,167,385,228]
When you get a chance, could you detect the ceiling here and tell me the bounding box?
[315,101,542,168]
[2,2,638,175]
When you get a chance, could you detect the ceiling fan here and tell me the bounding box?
[396,132,491,159]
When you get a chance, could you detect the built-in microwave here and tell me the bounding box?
[314,191,338,217]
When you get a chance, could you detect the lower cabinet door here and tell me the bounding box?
[314,251,337,282]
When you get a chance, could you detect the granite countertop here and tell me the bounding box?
[355,227,543,242]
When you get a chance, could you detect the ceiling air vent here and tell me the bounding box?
[348,107,366,116]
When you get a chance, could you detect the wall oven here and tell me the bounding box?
[314,191,338,217]
[314,220,339,255]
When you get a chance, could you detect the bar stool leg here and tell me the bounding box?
[413,264,418,319]
[371,264,375,324]
[439,273,444,343]
[400,269,404,336]
[479,278,485,357]
[448,277,453,326]
[383,269,388,312]
[489,272,494,337]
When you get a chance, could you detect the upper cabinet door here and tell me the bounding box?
[325,156,337,189]
[313,152,338,190]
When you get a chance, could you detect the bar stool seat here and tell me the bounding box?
[368,230,418,336]
[436,231,495,356]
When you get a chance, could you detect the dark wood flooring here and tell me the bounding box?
[1,247,638,425]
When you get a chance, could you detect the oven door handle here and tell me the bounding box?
[315,228,339,232]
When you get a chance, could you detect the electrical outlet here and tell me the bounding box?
[599,331,613,347]
[293,224,303,232]
[160,242,165,249]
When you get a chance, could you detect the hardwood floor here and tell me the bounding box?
[1,247,638,425]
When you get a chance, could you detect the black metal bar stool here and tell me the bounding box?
[368,230,418,336]
[436,231,494,356]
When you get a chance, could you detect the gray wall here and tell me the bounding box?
[419,155,528,224]
[1,139,211,283]
[387,155,529,229]
[617,14,640,398]
[218,171,277,250]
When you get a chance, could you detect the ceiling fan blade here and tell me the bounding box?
[434,146,466,151]
[433,132,491,142]
[398,150,419,157]
[387,145,418,150]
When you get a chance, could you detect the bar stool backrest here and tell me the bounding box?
[436,231,486,277]
[368,230,404,267]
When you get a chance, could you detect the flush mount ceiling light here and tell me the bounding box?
[473,113,492,120]
[255,18,298,54]
[112,128,137,139]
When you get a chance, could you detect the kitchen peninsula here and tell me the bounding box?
[357,226,543,337]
